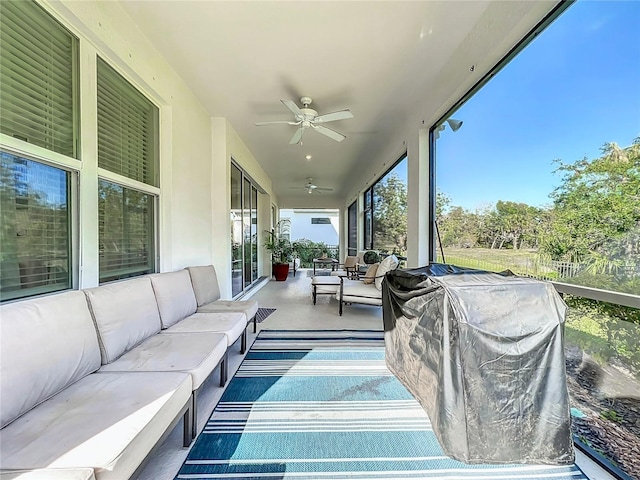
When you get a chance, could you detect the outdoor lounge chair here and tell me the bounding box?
[336,254,399,315]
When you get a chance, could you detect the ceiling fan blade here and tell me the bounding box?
[255,120,301,126]
[312,124,346,142]
[315,187,334,191]
[314,109,353,123]
[281,99,303,119]
[289,127,305,145]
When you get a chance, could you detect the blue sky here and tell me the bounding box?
[436,0,640,211]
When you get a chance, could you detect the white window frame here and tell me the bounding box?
[0,0,166,295]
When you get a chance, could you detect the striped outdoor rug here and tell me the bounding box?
[175,330,589,480]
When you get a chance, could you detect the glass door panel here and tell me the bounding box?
[243,177,252,289]
[230,162,261,296]
[230,164,243,297]
[251,186,258,282]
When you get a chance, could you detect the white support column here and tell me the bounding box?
[210,117,231,298]
[406,128,430,267]
[77,40,99,289]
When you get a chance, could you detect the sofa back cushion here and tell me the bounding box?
[84,277,161,364]
[186,265,221,306]
[375,254,399,290]
[150,270,198,328]
[0,291,101,428]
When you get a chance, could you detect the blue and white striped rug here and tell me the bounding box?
[176,330,589,480]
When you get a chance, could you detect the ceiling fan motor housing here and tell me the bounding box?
[299,108,317,123]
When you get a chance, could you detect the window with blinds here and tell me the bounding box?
[0,0,78,158]
[98,180,155,283]
[0,152,71,301]
[97,58,158,186]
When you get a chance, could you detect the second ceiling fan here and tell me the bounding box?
[255,97,353,144]
[289,178,333,195]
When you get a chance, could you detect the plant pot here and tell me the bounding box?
[272,263,290,281]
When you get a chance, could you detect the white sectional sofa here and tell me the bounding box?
[187,265,259,334]
[0,267,253,480]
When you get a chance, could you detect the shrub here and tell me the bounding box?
[363,251,381,264]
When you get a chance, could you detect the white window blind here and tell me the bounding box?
[98,180,155,283]
[0,152,71,301]
[97,58,158,186]
[0,0,78,158]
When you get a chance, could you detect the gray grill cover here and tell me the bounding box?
[383,264,574,465]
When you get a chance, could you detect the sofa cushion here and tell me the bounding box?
[186,265,221,306]
[150,270,198,328]
[0,469,95,480]
[362,263,379,285]
[312,276,341,294]
[84,277,161,364]
[197,299,258,321]
[337,279,383,305]
[0,291,101,428]
[163,312,247,347]
[0,371,191,480]
[99,332,227,390]
[375,254,399,290]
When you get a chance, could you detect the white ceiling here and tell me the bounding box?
[120,0,558,207]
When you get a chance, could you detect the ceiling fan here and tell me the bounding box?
[255,96,353,144]
[289,178,334,195]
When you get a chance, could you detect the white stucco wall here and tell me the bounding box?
[280,209,339,245]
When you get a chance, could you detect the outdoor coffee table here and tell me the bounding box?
[313,258,339,275]
[310,276,341,304]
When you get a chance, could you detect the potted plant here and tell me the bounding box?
[363,250,381,264]
[264,221,294,281]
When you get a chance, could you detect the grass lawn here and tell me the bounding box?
[437,247,555,278]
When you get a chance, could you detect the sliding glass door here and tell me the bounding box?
[231,161,260,297]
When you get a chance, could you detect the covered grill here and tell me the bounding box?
[383,264,574,465]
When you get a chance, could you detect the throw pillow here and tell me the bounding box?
[374,254,399,290]
[362,263,379,284]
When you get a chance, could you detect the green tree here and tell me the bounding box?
[440,206,479,248]
[544,140,640,268]
[490,201,542,250]
[435,189,451,219]
[373,173,407,254]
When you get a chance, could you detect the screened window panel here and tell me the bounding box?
[0,0,78,158]
[0,151,71,301]
[348,201,357,256]
[97,58,158,186]
[364,188,373,250]
[98,180,155,283]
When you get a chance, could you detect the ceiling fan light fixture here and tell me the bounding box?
[305,154,312,160]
